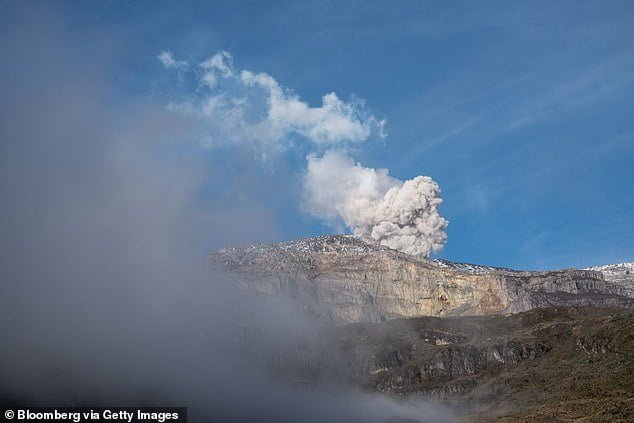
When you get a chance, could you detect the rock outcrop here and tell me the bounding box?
[210,235,633,323]
[585,262,634,297]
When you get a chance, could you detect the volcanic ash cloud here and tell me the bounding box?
[302,150,448,257]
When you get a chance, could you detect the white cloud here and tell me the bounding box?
[162,51,384,157]
[200,50,234,77]
[157,51,188,70]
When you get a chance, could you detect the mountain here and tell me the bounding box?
[334,306,634,422]
[209,235,633,324]
[210,235,634,421]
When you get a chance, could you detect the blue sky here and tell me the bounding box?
[4,0,633,270]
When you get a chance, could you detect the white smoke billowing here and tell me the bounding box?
[161,51,448,256]
[303,150,448,257]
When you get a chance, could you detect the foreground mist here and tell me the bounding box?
[0,6,452,422]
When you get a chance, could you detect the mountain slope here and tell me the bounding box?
[334,306,634,422]
[210,235,633,323]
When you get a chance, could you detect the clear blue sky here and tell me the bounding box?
[3,0,633,270]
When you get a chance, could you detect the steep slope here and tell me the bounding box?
[334,306,634,422]
[210,235,633,323]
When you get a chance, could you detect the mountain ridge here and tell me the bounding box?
[210,235,633,323]
[209,235,634,420]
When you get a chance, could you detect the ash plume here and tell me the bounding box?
[160,51,449,257]
[302,150,448,257]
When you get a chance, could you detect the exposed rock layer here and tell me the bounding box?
[210,235,633,323]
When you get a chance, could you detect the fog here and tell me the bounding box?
[0,5,452,423]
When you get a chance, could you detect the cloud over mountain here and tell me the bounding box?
[161,51,447,256]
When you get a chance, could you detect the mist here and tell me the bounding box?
[0,5,452,423]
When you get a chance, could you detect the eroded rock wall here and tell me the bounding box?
[210,235,633,323]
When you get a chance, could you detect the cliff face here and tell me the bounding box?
[209,235,633,323]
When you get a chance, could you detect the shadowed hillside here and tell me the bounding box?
[332,306,633,421]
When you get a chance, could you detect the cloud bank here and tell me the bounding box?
[302,150,448,257]
[161,50,447,257]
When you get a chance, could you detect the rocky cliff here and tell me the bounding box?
[209,235,633,323]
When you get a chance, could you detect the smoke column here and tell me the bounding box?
[302,150,448,257]
[159,50,448,257]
